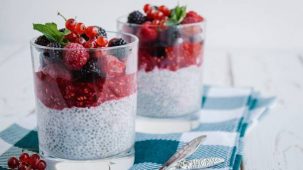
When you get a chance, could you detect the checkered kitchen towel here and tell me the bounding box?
[0,86,275,170]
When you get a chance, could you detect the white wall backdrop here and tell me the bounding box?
[0,0,303,50]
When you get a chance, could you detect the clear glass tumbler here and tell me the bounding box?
[30,31,138,168]
[117,17,205,133]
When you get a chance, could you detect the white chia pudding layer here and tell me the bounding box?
[138,65,203,118]
[37,93,137,160]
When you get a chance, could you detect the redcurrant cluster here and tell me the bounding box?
[7,153,46,170]
[61,14,108,48]
[143,4,171,25]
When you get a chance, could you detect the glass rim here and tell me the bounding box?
[116,15,206,28]
[30,31,138,51]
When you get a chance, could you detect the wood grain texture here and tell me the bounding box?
[230,50,303,170]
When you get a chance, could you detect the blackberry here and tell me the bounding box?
[35,35,51,46]
[108,38,129,60]
[127,11,146,24]
[44,42,63,63]
[73,58,104,82]
[95,26,107,38]
[108,38,127,47]
[59,28,66,32]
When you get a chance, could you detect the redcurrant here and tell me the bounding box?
[37,160,47,170]
[30,154,40,168]
[19,153,30,163]
[84,38,97,48]
[7,157,19,169]
[143,4,152,13]
[96,36,108,47]
[85,26,98,38]
[65,18,77,32]
[155,11,164,20]
[158,5,170,16]
[75,22,86,35]
[64,32,79,42]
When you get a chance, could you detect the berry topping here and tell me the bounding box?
[44,42,63,63]
[42,63,72,80]
[19,153,30,164]
[75,22,86,34]
[143,4,152,13]
[65,18,77,32]
[138,22,158,41]
[95,26,107,38]
[85,26,98,38]
[74,58,104,81]
[7,157,19,169]
[98,55,126,77]
[158,5,170,16]
[127,11,146,24]
[96,36,108,47]
[108,38,127,47]
[65,32,79,42]
[36,160,47,170]
[83,38,97,48]
[7,152,47,170]
[35,35,51,46]
[181,11,204,24]
[63,43,89,70]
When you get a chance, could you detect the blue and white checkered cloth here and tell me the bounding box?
[0,86,275,170]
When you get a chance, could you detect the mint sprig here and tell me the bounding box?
[33,23,69,45]
[166,5,187,25]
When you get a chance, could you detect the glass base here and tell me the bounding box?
[136,112,200,133]
[42,148,134,170]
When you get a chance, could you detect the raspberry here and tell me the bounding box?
[44,42,63,63]
[73,58,104,82]
[95,26,107,38]
[181,11,204,24]
[42,63,72,80]
[138,22,158,41]
[63,43,89,70]
[127,11,146,24]
[108,38,127,47]
[35,35,50,46]
[98,55,126,77]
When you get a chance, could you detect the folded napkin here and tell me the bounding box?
[0,86,275,170]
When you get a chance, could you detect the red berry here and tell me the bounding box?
[75,37,86,45]
[152,19,160,25]
[158,5,170,16]
[84,38,97,48]
[65,32,79,42]
[65,18,77,32]
[30,154,40,168]
[181,11,204,24]
[7,157,19,169]
[85,26,98,38]
[154,11,164,20]
[96,36,108,47]
[42,63,72,80]
[138,23,158,41]
[75,22,86,34]
[143,4,152,13]
[18,164,28,170]
[98,55,126,77]
[19,153,30,163]
[63,43,90,70]
[36,160,47,170]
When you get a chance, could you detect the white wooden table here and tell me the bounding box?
[0,44,302,170]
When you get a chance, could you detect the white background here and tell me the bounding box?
[1,0,303,50]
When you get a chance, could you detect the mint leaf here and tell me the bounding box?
[167,5,187,25]
[33,23,69,45]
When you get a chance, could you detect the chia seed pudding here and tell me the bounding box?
[118,5,205,119]
[37,94,136,160]
[31,22,138,161]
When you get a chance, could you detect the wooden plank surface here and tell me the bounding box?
[230,50,303,170]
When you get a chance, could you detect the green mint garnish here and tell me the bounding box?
[33,22,69,45]
[166,5,187,25]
